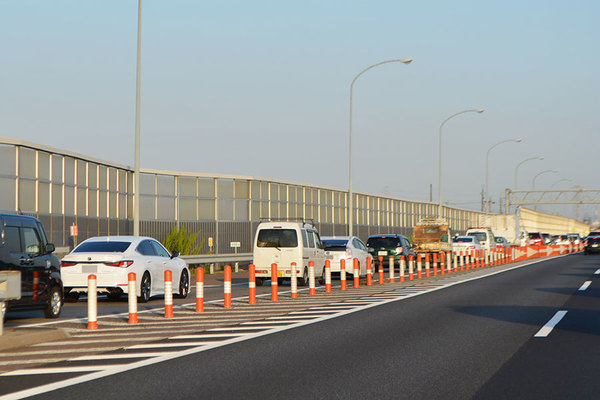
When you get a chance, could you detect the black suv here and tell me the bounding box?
[0,214,63,319]
[366,234,416,268]
[584,233,600,255]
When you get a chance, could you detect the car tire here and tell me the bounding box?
[44,285,62,319]
[300,268,309,286]
[138,272,151,303]
[176,269,189,298]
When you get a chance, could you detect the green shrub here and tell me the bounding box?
[162,226,206,255]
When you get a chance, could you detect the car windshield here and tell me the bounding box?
[468,232,487,242]
[257,229,298,248]
[367,237,400,248]
[73,241,131,253]
[322,239,348,251]
[453,237,473,243]
[529,233,541,239]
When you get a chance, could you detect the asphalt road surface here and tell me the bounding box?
[6,253,599,399]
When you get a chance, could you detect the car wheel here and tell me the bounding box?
[138,272,151,303]
[44,286,63,319]
[300,268,309,286]
[318,267,325,285]
[176,269,189,298]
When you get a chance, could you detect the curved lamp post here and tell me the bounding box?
[485,138,522,212]
[532,169,558,189]
[348,58,412,236]
[550,178,573,189]
[134,0,142,236]
[438,108,485,216]
[514,156,543,190]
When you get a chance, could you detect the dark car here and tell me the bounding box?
[584,234,600,255]
[366,234,415,268]
[0,214,63,320]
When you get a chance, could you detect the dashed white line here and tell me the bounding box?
[578,281,592,291]
[534,310,568,338]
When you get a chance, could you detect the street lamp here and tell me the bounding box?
[532,169,558,189]
[348,58,412,236]
[438,108,485,216]
[485,138,522,212]
[550,178,573,189]
[133,0,142,236]
[514,156,543,190]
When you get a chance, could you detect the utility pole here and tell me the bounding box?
[481,186,485,212]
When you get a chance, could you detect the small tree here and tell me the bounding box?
[162,226,206,255]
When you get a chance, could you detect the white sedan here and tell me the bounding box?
[452,236,483,253]
[61,236,189,302]
[321,236,370,277]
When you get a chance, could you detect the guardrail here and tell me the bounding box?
[180,253,253,274]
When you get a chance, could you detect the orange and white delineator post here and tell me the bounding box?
[340,258,347,291]
[128,272,138,324]
[309,261,316,295]
[248,264,256,305]
[459,251,464,271]
[32,271,40,300]
[366,257,373,286]
[390,256,396,283]
[87,274,98,330]
[325,260,332,293]
[224,265,232,309]
[378,256,384,284]
[417,254,423,279]
[440,252,446,275]
[408,255,414,281]
[271,263,279,301]
[399,256,405,282]
[453,252,458,272]
[353,258,360,288]
[446,252,452,273]
[196,267,205,312]
[425,253,431,277]
[291,262,298,298]
[164,270,174,318]
[433,252,438,276]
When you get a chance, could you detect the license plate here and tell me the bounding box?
[378,251,387,256]
[82,265,97,274]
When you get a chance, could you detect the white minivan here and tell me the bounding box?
[466,227,496,251]
[253,221,326,286]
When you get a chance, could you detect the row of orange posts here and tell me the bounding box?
[86,242,584,329]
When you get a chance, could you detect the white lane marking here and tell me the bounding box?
[1,255,572,400]
[240,320,295,325]
[2,366,110,376]
[171,334,243,339]
[71,353,166,361]
[35,337,164,346]
[126,342,210,349]
[534,311,568,338]
[207,326,270,331]
[579,281,592,291]
[594,269,600,275]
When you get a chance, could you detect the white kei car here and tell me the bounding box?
[452,236,483,253]
[61,236,190,302]
[321,236,370,277]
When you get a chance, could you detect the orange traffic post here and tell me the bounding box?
[128,272,138,324]
[196,267,205,312]
[271,263,279,301]
[248,264,256,305]
[378,256,384,284]
[453,252,458,272]
[164,270,174,318]
[409,255,414,280]
[325,260,332,293]
[353,258,360,288]
[340,259,347,291]
[417,254,423,279]
[433,253,438,276]
[291,262,298,298]
[224,265,232,308]
[459,251,464,271]
[308,261,316,295]
[389,256,396,283]
[366,257,373,286]
[440,252,446,275]
[87,274,98,330]
[399,256,405,282]
[425,253,431,277]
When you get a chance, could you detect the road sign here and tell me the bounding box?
[208,237,213,247]
[70,225,79,237]
[230,242,241,248]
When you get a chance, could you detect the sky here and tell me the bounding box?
[1,0,599,220]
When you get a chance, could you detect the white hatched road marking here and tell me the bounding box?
[578,281,592,291]
[2,366,113,376]
[71,353,167,360]
[534,311,568,338]
[126,342,212,349]
[594,269,600,275]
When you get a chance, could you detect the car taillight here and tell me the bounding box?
[468,245,475,249]
[60,261,77,267]
[395,247,403,254]
[104,260,134,268]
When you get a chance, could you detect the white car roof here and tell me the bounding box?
[79,236,154,244]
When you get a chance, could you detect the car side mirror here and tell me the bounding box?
[46,243,55,254]
[171,251,180,259]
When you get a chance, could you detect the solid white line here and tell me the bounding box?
[207,326,269,331]
[579,281,592,291]
[1,366,110,376]
[594,269,600,275]
[534,311,568,337]
[70,353,166,361]
[2,255,572,400]
[170,334,242,339]
[126,342,210,349]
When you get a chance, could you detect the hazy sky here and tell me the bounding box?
[2,1,598,219]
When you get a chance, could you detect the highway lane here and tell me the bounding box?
[18,253,597,400]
